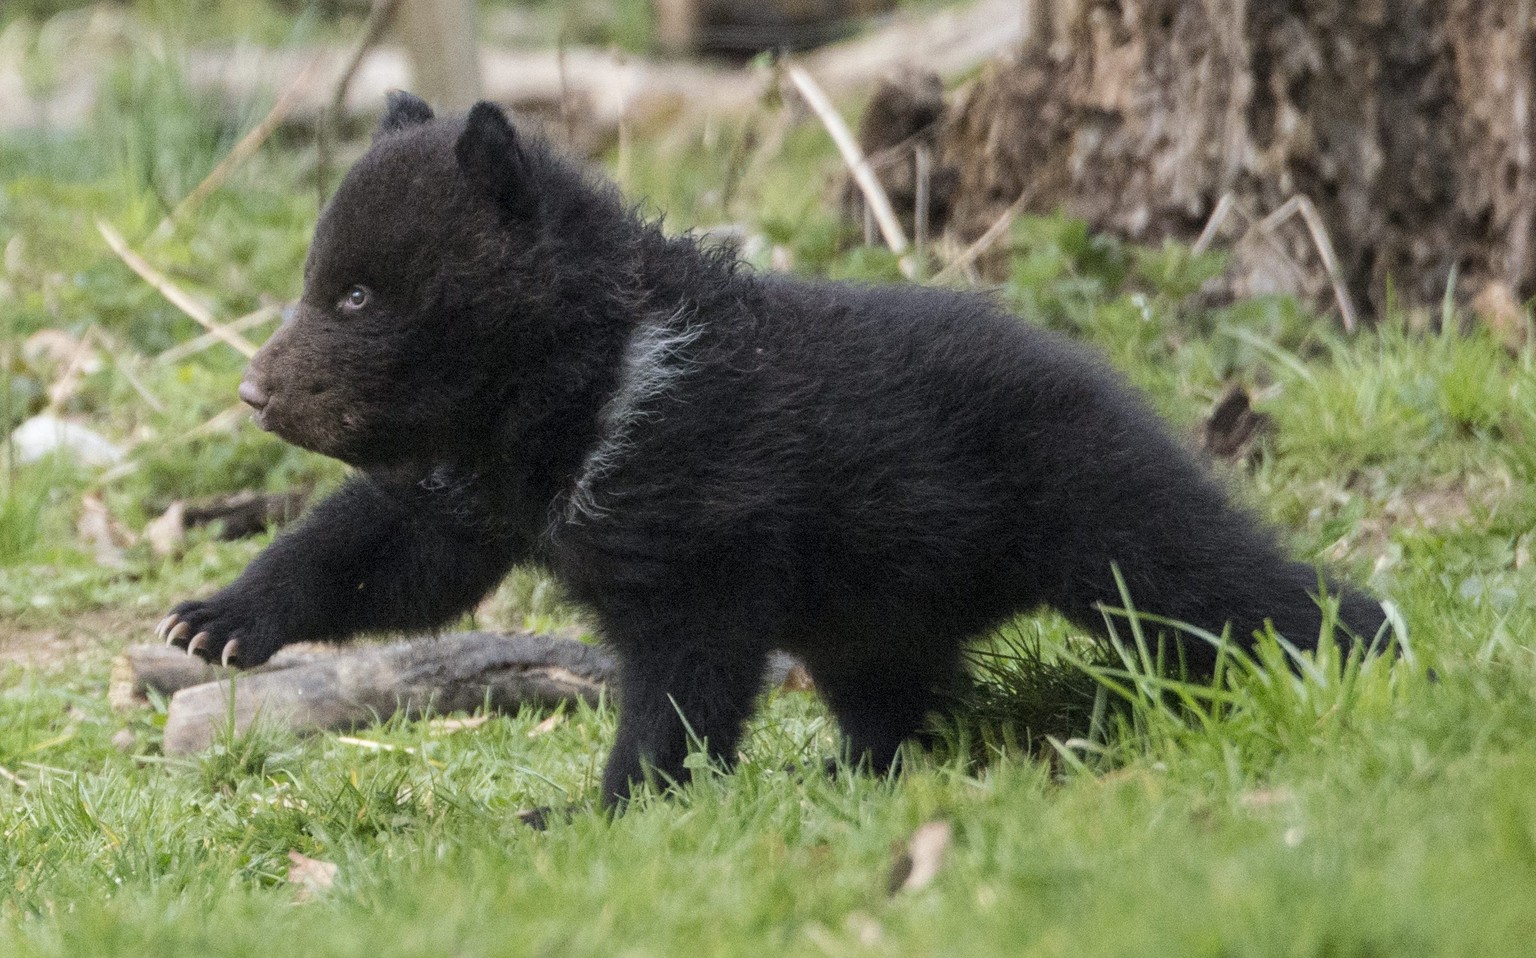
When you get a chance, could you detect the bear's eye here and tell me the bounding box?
[340,286,370,311]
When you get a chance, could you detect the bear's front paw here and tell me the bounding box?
[154,593,285,668]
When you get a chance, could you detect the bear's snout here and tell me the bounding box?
[238,377,269,412]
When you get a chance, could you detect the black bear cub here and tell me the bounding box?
[160,93,1386,806]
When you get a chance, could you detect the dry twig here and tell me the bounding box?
[1188,192,1361,333]
[1192,192,1236,256]
[1258,196,1361,333]
[157,306,280,365]
[92,403,251,489]
[784,65,910,259]
[96,220,260,359]
[91,326,168,413]
[156,56,325,237]
[318,0,403,196]
[914,143,932,277]
[932,188,1035,284]
[41,326,101,415]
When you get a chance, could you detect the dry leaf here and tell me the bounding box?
[77,493,133,569]
[1201,384,1273,464]
[780,663,816,692]
[888,819,953,894]
[333,735,414,754]
[430,715,492,735]
[527,713,565,738]
[1473,281,1530,353]
[144,502,187,557]
[286,851,338,901]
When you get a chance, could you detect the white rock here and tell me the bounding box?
[10,414,124,467]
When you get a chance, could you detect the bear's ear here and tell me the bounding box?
[376,90,434,138]
[455,101,537,221]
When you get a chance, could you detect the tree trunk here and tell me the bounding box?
[941,0,1536,318]
[397,0,481,111]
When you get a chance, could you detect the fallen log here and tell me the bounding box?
[109,642,338,711]
[154,631,616,755]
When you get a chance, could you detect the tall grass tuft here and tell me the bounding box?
[1050,569,1408,780]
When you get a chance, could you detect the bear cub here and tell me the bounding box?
[160,93,1387,806]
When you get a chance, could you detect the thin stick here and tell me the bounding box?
[319,0,402,196]
[914,143,932,278]
[91,403,251,489]
[334,735,415,754]
[1192,192,1236,255]
[785,65,909,256]
[333,0,400,120]
[42,327,100,415]
[157,306,280,366]
[932,187,1035,284]
[97,220,259,359]
[156,56,324,237]
[91,326,169,413]
[1259,196,1360,333]
[183,404,251,441]
[557,33,574,145]
[1506,0,1535,287]
[0,765,26,789]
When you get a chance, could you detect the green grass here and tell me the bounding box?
[6,15,1536,956]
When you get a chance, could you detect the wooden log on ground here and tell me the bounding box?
[109,643,339,711]
[159,632,615,755]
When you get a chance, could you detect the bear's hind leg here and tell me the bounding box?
[599,627,769,808]
[806,638,965,774]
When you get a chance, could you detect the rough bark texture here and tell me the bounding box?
[156,632,616,755]
[942,0,1536,317]
[109,642,340,711]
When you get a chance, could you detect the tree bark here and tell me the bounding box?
[941,0,1536,318]
[147,632,616,755]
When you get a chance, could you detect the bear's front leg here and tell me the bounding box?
[158,474,524,666]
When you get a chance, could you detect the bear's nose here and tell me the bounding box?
[238,378,269,411]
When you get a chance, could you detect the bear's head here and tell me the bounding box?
[240,92,556,468]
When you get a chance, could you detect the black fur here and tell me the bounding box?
[164,97,1387,806]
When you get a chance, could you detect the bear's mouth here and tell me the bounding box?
[238,378,272,432]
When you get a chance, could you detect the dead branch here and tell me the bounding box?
[932,187,1034,284]
[156,631,616,755]
[156,306,280,365]
[110,642,338,710]
[96,220,260,358]
[1258,196,1361,333]
[157,55,325,237]
[318,0,402,195]
[785,64,909,258]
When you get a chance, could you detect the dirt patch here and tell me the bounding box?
[1326,476,1507,568]
[0,608,143,675]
